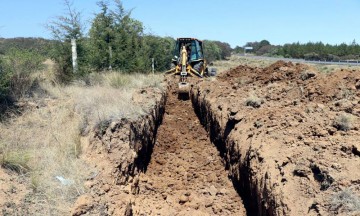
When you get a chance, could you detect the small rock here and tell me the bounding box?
[212,203,222,214]
[110,122,118,131]
[327,127,337,135]
[216,188,228,196]
[71,195,94,216]
[205,201,213,208]
[331,163,342,170]
[84,181,95,189]
[124,202,133,216]
[355,80,360,90]
[293,163,311,178]
[102,184,110,193]
[208,185,218,196]
[300,71,317,81]
[179,194,189,204]
[155,159,165,165]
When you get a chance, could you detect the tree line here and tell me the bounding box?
[0,37,52,56]
[235,39,360,61]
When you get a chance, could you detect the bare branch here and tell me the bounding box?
[46,0,85,41]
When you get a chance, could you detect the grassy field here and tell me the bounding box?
[212,55,277,72]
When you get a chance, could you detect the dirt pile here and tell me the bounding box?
[192,61,360,215]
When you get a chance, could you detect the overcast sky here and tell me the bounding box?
[0,0,359,47]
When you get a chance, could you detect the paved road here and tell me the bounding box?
[240,55,360,66]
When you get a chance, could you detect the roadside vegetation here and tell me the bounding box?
[0,58,163,214]
[0,1,169,214]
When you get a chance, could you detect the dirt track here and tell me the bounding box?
[132,84,246,215]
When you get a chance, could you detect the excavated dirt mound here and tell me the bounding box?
[192,61,360,215]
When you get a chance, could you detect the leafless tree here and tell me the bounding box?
[46,0,84,42]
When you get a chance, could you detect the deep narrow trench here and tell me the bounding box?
[190,91,260,216]
[131,84,248,215]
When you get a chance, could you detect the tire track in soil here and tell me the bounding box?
[132,86,246,215]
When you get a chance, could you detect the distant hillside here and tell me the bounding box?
[0,37,53,56]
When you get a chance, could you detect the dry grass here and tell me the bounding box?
[212,55,277,74]
[312,64,360,74]
[245,94,264,108]
[332,113,355,131]
[0,150,31,174]
[0,63,164,214]
[330,187,360,213]
[85,71,163,90]
[0,91,90,214]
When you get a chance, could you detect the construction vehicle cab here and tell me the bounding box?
[166,38,214,98]
[172,38,206,75]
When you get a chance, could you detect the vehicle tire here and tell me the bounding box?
[204,68,209,77]
[193,61,204,72]
[209,68,217,76]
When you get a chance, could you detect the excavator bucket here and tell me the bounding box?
[178,82,190,99]
[178,82,190,94]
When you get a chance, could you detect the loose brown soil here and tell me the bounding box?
[192,60,360,215]
[132,84,246,215]
[0,169,30,215]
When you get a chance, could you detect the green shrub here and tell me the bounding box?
[0,150,31,174]
[0,56,11,99]
[1,49,44,100]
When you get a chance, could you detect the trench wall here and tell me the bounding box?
[191,86,289,216]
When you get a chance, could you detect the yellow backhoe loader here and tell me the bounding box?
[166,38,216,98]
